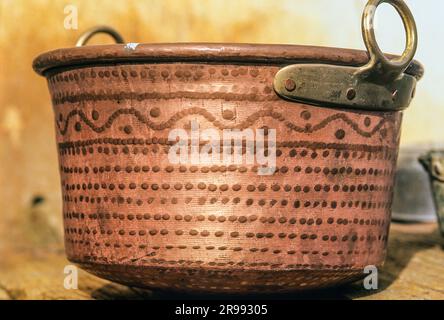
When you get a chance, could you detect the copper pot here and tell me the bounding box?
[33,0,423,293]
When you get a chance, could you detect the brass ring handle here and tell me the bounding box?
[76,26,125,47]
[359,0,418,82]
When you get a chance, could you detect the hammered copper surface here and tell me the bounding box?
[33,44,417,293]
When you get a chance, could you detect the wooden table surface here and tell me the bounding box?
[1,222,443,300]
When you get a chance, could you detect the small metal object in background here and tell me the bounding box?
[420,151,444,236]
[392,147,436,223]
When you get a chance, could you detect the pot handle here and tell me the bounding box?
[76,26,125,47]
[358,0,418,83]
[273,0,418,111]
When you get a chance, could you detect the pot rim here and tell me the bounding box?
[33,43,424,80]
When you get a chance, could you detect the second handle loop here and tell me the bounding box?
[76,25,125,47]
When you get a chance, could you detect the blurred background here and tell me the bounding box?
[0,0,442,268]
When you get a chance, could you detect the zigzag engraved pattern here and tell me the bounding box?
[56,107,387,138]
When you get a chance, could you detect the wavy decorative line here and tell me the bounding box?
[56,107,387,138]
[287,112,387,138]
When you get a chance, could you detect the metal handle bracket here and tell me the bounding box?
[273,0,418,112]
